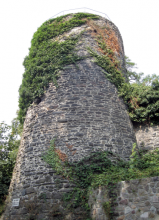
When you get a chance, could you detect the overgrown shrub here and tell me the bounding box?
[88,37,159,124]
[43,139,159,217]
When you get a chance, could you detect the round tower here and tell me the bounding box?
[2,13,136,220]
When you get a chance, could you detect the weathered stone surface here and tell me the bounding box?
[3,12,159,220]
[119,199,128,205]
[89,176,159,220]
[1,21,133,219]
[25,187,35,194]
[125,206,132,214]
[134,124,159,151]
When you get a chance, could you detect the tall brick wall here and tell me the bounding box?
[2,15,137,220]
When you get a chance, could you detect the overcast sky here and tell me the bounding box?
[0,0,159,125]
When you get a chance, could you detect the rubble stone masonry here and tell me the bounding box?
[2,15,158,220]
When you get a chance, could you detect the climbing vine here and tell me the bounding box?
[43,140,159,218]
[18,13,99,124]
[18,12,159,125]
[2,12,158,219]
[87,31,159,124]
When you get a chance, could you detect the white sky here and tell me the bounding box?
[0,0,159,125]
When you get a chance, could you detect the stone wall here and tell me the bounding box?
[89,176,159,220]
[1,15,136,220]
[134,124,159,151]
[2,58,136,219]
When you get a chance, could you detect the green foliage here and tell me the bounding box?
[18,13,99,124]
[91,148,159,188]
[42,139,64,174]
[9,12,159,218]
[125,56,143,83]
[140,73,159,86]
[122,59,159,124]
[43,139,159,218]
[0,118,21,206]
[125,75,159,123]
[88,47,125,91]
[68,152,114,189]
[103,201,112,219]
[18,12,159,125]
[87,37,159,124]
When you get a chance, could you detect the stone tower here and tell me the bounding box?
[2,13,136,220]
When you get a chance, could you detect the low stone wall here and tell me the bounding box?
[134,125,159,150]
[89,176,159,220]
[89,186,109,220]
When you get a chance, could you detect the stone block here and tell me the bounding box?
[25,147,33,153]
[151,176,159,182]
[145,201,151,206]
[140,196,149,201]
[21,189,26,196]
[149,212,155,218]
[119,199,128,205]
[63,183,70,188]
[153,203,159,209]
[45,175,51,182]
[153,196,159,202]
[138,189,148,197]
[138,202,148,207]
[150,206,157,213]
[11,209,19,215]
[52,192,63,199]
[36,178,46,184]
[19,208,28,214]
[10,215,21,220]
[117,216,125,220]
[125,206,132,214]
[59,188,74,192]
[140,212,148,218]
[25,187,35,194]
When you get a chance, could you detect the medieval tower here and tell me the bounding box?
[2,12,138,220]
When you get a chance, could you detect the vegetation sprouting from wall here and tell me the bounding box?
[42,140,159,218]
[18,13,159,125]
[18,13,98,124]
[1,12,159,218]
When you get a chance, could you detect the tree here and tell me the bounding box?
[125,56,143,83]
[140,74,159,86]
[0,117,21,203]
[124,56,159,124]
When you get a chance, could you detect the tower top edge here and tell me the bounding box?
[48,8,111,22]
